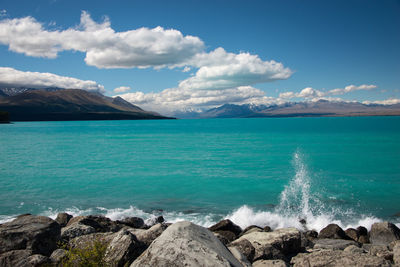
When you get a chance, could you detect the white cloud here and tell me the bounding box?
[178,47,292,90]
[117,86,278,115]
[0,67,105,92]
[0,11,205,68]
[0,10,6,17]
[363,98,400,105]
[328,84,376,95]
[113,86,131,93]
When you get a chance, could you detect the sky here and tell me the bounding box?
[0,0,399,115]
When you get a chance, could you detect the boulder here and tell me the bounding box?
[230,228,302,261]
[104,229,146,267]
[343,244,365,253]
[66,215,121,232]
[263,226,272,232]
[0,250,33,267]
[214,230,237,244]
[253,259,288,267]
[291,250,391,266]
[55,213,73,227]
[357,226,369,243]
[319,224,348,239]
[117,217,145,229]
[26,254,50,266]
[130,221,242,267]
[61,223,96,240]
[302,230,318,248]
[209,219,242,237]
[368,245,393,261]
[145,216,165,227]
[393,241,400,264]
[0,215,61,256]
[228,246,252,267]
[129,223,169,246]
[68,232,114,249]
[228,238,256,263]
[370,221,400,245]
[49,248,68,264]
[240,225,263,236]
[313,238,359,250]
[345,228,359,242]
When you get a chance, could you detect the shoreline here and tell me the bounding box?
[1,213,399,266]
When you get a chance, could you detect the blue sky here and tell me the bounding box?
[0,0,399,114]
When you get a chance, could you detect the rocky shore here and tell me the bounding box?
[0,214,400,266]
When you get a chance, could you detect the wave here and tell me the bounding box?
[1,151,399,231]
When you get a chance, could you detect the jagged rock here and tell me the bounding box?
[129,223,169,246]
[104,229,146,267]
[343,244,365,253]
[61,223,96,240]
[368,245,393,261]
[0,250,33,267]
[228,238,256,263]
[313,238,359,250]
[209,219,242,237]
[240,225,263,236]
[66,215,121,232]
[68,232,114,249]
[357,226,369,243]
[117,217,145,229]
[228,246,252,267]
[370,221,400,245]
[55,213,73,227]
[0,215,61,256]
[393,241,400,264]
[49,248,68,264]
[130,221,242,267]
[230,228,301,261]
[214,230,237,244]
[319,224,348,239]
[26,254,50,266]
[253,259,288,267]
[345,228,359,242]
[291,250,391,266]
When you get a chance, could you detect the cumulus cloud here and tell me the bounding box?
[279,84,376,99]
[0,67,105,92]
[113,86,131,93]
[178,48,292,90]
[0,10,6,17]
[117,86,277,115]
[0,11,205,68]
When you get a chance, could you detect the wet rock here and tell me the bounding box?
[253,259,288,267]
[319,224,348,239]
[357,226,369,243]
[129,223,169,246]
[61,223,96,240]
[49,248,68,264]
[345,228,359,242]
[214,230,237,244]
[228,238,256,263]
[370,221,400,245]
[313,238,359,250]
[130,221,242,267]
[104,229,146,267]
[66,215,121,232]
[145,216,164,227]
[228,246,252,267]
[230,227,302,261]
[55,213,73,227]
[209,219,242,237]
[240,225,263,236]
[117,217,145,229]
[263,226,272,232]
[0,215,61,256]
[291,249,391,266]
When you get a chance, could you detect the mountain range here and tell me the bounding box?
[176,100,400,119]
[0,87,172,122]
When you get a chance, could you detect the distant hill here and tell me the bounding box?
[178,100,400,119]
[0,88,173,121]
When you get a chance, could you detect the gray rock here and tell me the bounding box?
[370,221,400,245]
[368,245,393,261]
[61,223,96,240]
[145,216,164,227]
[214,230,237,244]
[118,217,145,229]
[130,221,242,267]
[319,224,348,239]
[130,223,169,246]
[291,250,391,266]
[209,219,242,237]
[228,238,256,263]
[343,244,365,253]
[55,213,73,227]
[0,215,61,256]
[313,238,359,250]
[66,215,121,232]
[49,248,68,264]
[26,254,50,266]
[104,229,146,267]
[68,232,114,249]
[228,246,252,267]
[0,250,33,267]
[393,241,400,264]
[345,228,359,241]
[230,227,301,261]
[263,226,272,232]
[357,226,369,243]
[240,225,263,237]
[253,259,288,267]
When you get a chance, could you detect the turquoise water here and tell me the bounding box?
[1,117,400,230]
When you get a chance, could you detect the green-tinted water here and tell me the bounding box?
[1,117,399,230]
